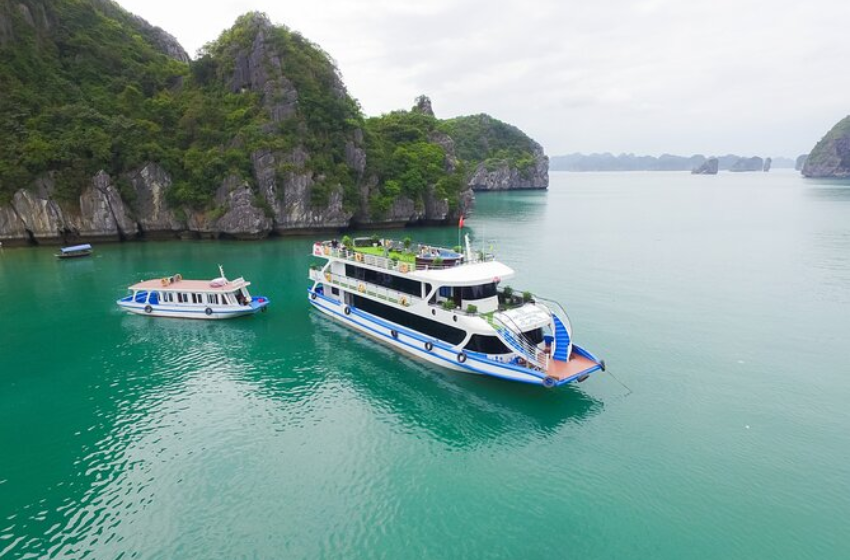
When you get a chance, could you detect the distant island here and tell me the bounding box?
[802,116,850,177]
[550,153,795,172]
[0,3,547,247]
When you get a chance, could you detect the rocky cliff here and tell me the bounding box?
[440,114,548,191]
[795,154,808,171]
[729,156,764,172]
[0,6,554,245]
[691,157,719,175]
[802,116,850,178]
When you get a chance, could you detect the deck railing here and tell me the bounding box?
[312,269,422,307]
[313,242,495,274]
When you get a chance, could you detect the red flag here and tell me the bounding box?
[458,214,464,229]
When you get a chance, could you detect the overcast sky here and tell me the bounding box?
[119,0,850,158]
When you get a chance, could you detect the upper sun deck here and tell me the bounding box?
[128,276,250,293]
[312,238,515,286]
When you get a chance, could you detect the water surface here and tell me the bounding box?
[1,170,848,559]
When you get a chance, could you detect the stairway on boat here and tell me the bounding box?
[490,307,550,369]
[552,314,571,362]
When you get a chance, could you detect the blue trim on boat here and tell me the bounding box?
[308,289,549,385]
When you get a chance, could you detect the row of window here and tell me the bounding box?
[160,292,228,305]
[353,295,467,345]
[345,264,423,297]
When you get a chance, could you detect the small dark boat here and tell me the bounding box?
[56,244,93,259]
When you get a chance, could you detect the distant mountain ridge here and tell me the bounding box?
[551,153,795,172]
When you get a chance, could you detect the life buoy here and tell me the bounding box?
[390,329,398,339]
[205,307,213,316]
[425,341,434,352]
[355,252,363,262]
[344,306,351,315]
[543,376,557,388]
[399,295,408,306]
[457,352,467,363]
[144,305,152,314]
[399,263,409,273]
[324,272,331,282]
[358,283,365,293]
[161,278,169,286]
[175,273,182,282]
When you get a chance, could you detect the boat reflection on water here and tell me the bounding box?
[310,315,603,449]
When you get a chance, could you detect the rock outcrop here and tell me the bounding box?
[691,157,719,175]
[763,157,772,172]
[802,116,850,178]
[729,156,764,172]
[468,146,549,191]
[795,154,808,171]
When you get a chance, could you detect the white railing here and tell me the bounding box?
[489,312,549,370]
[315,269,422,307]
[313,241,495,274]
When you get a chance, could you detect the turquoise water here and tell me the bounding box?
[1,170,849,559]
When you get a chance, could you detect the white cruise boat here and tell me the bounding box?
[117,267,269,320]
[308,236,605,388]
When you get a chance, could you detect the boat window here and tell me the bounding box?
[177,293,188,304]
[207,294,219,305]
[162,292,172,303]
[220,294,229,305]
[345,264,422,297]
[352,295,466,345]
[331,287,339,296]
[191,293,202,304]
[459,283,497,300]
[439,286,452,298]
[465,335,510,354]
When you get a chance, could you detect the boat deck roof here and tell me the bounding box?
[128,278,249,292]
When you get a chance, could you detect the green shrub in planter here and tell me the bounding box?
[442,299,456,310]
[523,291,533,302]
[466,304,478,314]
[341,235,352,247]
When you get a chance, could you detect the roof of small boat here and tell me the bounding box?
[127,277,250,292]
[409,260,515,286]
[61,244,92,252]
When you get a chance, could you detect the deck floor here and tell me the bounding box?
[547,354,598,380]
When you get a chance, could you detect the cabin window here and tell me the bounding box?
[220,294,229,305]
[162,292,173,303]
[352,295,466,345]
[207,294,219,305]
[177,293,188,303]
[439,286,452,298]
[459,283,498,300]
[345,264,422,297]
[465,335,510,354]
[331,287,339,296]
[192,293,202,304]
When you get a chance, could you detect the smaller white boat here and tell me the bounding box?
[56,244,93,259]
[117,266,269,320]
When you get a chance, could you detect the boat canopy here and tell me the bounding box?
[61,244,92,253]
[410,261,515,286]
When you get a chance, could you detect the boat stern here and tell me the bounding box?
[250,296,270,313]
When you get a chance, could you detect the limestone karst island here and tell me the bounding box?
[2,1,850,560]
[0,4,547,246]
